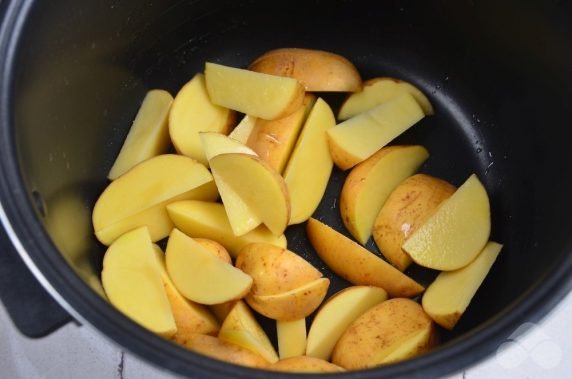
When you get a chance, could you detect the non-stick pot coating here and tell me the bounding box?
[1,0,572,377]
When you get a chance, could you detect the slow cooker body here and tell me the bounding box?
[1,0,572,377]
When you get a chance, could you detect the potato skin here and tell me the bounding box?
[269,356,345,373]
[195,238,232,264]
[373,174,455,271]
[183,334,270,368]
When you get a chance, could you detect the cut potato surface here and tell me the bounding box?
[284,98,336,224]
[306,218,424,297]
[169,73,234,166]
[101,227,176,337]
[108,89,173,180]
[183,334,270,368]
[195,237,232,264]
[210,153,290,236]
[277,319,307,359]
[229,114,257,144]
[249,48,361,92]
[205,62,304,120]
[340,145,429,245]
[422,241,502,330]
[167,200,286,258]
[165,229,252,305]
[269,356,345,373]
[306,286,388,361]
[200,132,257,162]
[338,77,433,120]
[403,174,491,271]
[327,93,425,170]
[374,174,455,271]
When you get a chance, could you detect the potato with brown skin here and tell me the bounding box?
[269,356,345,373]
[249,48,362,92]
[195,238,232,264]
[373,174,456,271]
[332,298,438,370]
[183,334,270,368]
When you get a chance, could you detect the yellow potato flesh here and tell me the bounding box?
[277,318,307,359]
[205,62,304,120]
[166,200,286,258]
[340,145,429,245]
[183,334,270,368]
[306,286,388,361]
[327,93,425,170]
[402,174,491,271]
[246,94,315,173]
[248,278,330,321]
[169,73,234,166]
[219,301,279,363]
[101,227,176,337]
[332,298,436,370]
[165,229,252,305]
[209,153,290,236]
[151,245,220,342]
[283,98,335,224]
[249,48,361,92]
[422,241,502,330]
[229,114,257,144]
[373,174,455,271]
[95,181,218,245]
[200,132,257,162]
[269,356,345,373]
[338,77,433,120]
[93,154,213,237]
[195,237,232,264]
[306,218,424,298]
[108,89,173,180]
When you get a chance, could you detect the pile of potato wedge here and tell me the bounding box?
[93,47,502,372]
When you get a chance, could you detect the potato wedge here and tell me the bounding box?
[422,241,502,330]
[229,115,257,144]
[373,174,455,271]
[284,98,336,224]
[249,48,361,92]
[200,132,257,162]
[332,298,438,369]
[340,145,429,245]
[338,77,433,120]
[210,153,290,236]
[93,154,215,245]
[165,229,252,305]
[195,237,232,264]
[183,334,270,368]
[248,278,330,321]
[169,73,235,165]
[327,93,425,170]
[277,319,306,359]
[306,286,387,360]
[402,174,491,270]
[306,218,424,297]
[270,356,345,373]
[246,94,315,173]
[152,245,220,342]
[108,89,173,180]
[101,227,176,337]
[167,200,286,258]
[205,62,304,120]
[219,301,279,363]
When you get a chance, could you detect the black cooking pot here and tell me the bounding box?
[1,0,572,377]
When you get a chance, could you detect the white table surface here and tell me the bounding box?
[1,291,571,379]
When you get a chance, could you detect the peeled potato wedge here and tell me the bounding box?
[205,62,304,120]
[218,301,279,363]
[229,114,257,144]
[422,241,502,330]
[249,48,361,92]
[332,298,438,369]
[165,229,252,305]
[93,154,216,245]
[270,356,345,373]
[108,89,173,180]
[373,174,456,271]
[338,77,434,120]
[246,94,315,173]
[306,286,388,361]
[283,98,336,225]
[183,334,270,368]
[101,227,176,337]
[340,145,429,245]
[306,218,424,297]
[327,93,425,170]
[403,174,491,271]
[169,73,235,166]
[277,318,307,359]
